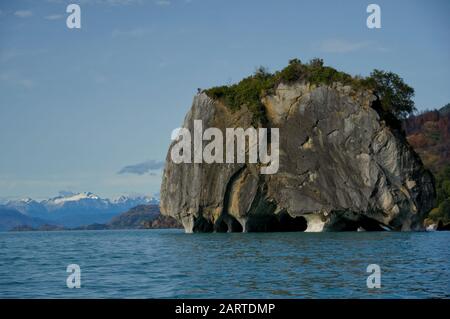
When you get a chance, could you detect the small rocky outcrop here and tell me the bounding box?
[160,81,436,232]
[107,204,160,229]
[142,215,183,229]
[108,204,182,229]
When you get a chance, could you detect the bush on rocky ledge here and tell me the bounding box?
[205,58,415,126]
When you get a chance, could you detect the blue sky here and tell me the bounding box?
[0,0,449,200]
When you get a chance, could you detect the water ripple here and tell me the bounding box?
[0,230,449,298]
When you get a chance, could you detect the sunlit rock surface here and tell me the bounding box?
[160,82,435,232]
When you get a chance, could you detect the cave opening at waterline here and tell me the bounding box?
[192,216,214,233]
[193,212,309,233]
[277,212,308,232]
[190,211,391,233]
[324,214,390,231]
[245,212,308,232]
[214,215,243,233]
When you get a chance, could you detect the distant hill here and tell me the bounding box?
[9,204,182,231]
[439,103,450,115]
[107,204,160,229]
[107,204,182,229]
[403,105,450,173]
[403,104,450,225]
[0,206,49,231]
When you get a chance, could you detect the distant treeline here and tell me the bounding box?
[403,104,450,225]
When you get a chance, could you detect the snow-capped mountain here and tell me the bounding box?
[4,192,159,227]
[111,194,159,208]
[47,192,102,205]
[42,192,110,212]
[5,198,47,215]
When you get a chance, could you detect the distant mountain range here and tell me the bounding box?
[0,192,159,229]
[0,208,48,231]
[7,204,181,232]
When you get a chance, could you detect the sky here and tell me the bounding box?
[0,0,449,200]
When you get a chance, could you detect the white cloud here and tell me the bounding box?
[45,14,64,20]
[317,39,370,53]
[14,10,33,18]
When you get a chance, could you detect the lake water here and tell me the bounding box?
[0,230,449,298]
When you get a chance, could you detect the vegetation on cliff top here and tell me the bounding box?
[205,58,415,125]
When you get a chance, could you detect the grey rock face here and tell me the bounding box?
[160,82,435,232]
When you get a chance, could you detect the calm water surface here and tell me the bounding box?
[0,230,449,298]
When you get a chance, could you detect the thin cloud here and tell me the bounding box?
[317,39,370,53]
[47,0,143,5]
[45,14,64,20]
[108,0,144,4]
[102,0,144,5]
[0,72,34,89]
[155,0,171,6]
[14,10,33,18]
[112,27,153,38]
[93,73,108,84]
[0,48,48,63]
[0,50,21,63]
[377,46,391,53]
[118,160,165,175]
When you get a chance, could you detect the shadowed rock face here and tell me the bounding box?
[160,82,436,232]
